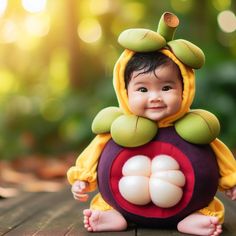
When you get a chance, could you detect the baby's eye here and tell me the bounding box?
[162,86,172,91]
[138,87,148,92]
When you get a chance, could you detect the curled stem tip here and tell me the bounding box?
[157,12,179,41]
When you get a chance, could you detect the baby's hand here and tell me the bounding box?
[71,180,89,202]
[225,186,236,200]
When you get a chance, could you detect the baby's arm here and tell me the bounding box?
[71,180,89,202]
[225,186,236,201]
[67,134,111,192]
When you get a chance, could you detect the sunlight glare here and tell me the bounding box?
[0,0,8,17]
[22,0,47,13]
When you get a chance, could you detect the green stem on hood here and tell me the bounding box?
[157,12,179,42]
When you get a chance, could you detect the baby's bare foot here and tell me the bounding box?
[177,213,222,236]
[83,209,127,232]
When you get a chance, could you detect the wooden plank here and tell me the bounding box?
[6,197,78,235]
[0,189,69,235]
[0,192,47,235]
[7,188,89,236]
[137,227,183,236]
[0,192,36,214]
[1,187,234,236]
[1,188,136,236]
[66,227,136,236]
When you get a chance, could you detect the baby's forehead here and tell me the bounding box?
[131,63,180,82]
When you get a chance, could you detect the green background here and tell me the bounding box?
[0,0,235,160]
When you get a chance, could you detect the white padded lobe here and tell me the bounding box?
[118,154,186,207]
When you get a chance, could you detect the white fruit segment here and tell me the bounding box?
[149,178,183,208]
[118,176,151,205]
[122,155,151,177]
[151,170,185,187]
[151,154,180,172]
[118,155,186,208]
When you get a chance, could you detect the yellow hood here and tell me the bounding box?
[113,48,195,127]
[67,48,236,193]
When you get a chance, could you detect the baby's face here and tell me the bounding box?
[127,64,183,122]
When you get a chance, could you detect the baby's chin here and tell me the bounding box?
[145,114,165,122]
[144,112,168,122]
[145,112,177,122]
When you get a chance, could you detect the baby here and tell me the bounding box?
[68,12,236,236]
[70,51,236,235]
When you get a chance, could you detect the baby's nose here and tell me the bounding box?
[149,92,161,102]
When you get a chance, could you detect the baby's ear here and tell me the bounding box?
[91,107,123,134]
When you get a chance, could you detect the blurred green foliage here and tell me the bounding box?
[0,0,235,159]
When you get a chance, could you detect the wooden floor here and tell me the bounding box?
[0,186,235,236]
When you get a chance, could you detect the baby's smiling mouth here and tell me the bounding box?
[147,106,166,110]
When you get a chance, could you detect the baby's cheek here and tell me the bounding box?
[118,155,186,208]
[128,96,145,115]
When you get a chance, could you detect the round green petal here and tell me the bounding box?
[118,28,166,52]
[111,115,158,147]
[92,107,123,134]
[167,39,205,69]
[175,110,220,144]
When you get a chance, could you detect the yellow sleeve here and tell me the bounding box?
[67,133,111,192]
[210,138,236,191]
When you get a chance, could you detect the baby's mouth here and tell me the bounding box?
[147,106,166,110]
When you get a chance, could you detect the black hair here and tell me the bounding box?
[124,51,182,88]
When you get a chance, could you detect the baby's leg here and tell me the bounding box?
[83,209,127,232]
[177,213,222,236]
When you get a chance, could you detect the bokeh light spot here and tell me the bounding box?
[0,20,18,43]
[171,0,193,14]
[89,0,111,15]
[8,96,32,115]
[24,14,50,37]
[40,98,64,122]
[0,69,18,94]
[123,2,145,21]
[22,0,47,13]
[59,119,80,142]
[212,0,231,11]
[49,49,69,95]
[78,18,102,43]
[217,10,236,33]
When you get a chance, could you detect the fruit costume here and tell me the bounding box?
[67,12,236,226]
